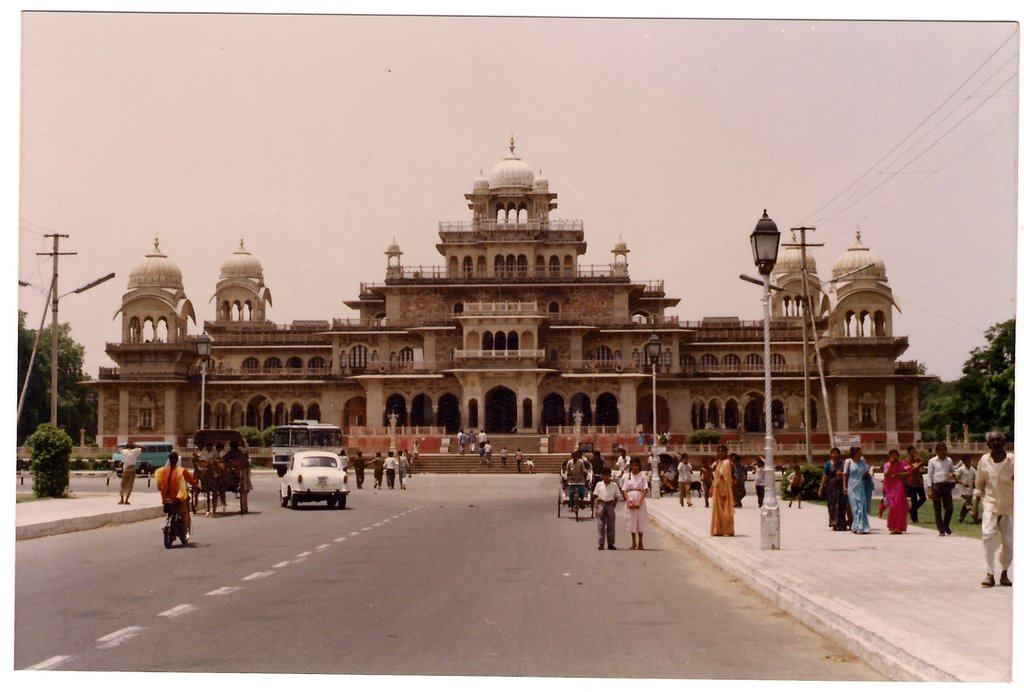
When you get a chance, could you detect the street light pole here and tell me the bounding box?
[645,332,662,499]
[196,332,213,430]
[750,210,781,550]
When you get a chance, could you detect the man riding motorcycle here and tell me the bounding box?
[155,451,198,540]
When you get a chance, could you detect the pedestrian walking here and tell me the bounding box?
[731,453,747,508]
[525,456,535,473]
[700,458,714,508]
[118,442,140,505]
[384,451,398,489]
[484,442,493,465]
[927,442,957,536]
[515,448,524,473]
[372,452,384,489]
[819,447,849,531]
[457,430,467,455]
[614,450,630,485]
[622,458,649,549]
[904,446,927,523]
[787,463,803,508]
[224,439,251,515]
[412,440,420,467]
[469,429,476,453]
[354,451,366,489]
[710,446,735,536]
[398,451,410,489]
[882,449,910,534]
[677,453,693,507]
[955,456,978,524]
[844,447,872,534]
[753,458,766,508]
[974,432,1013,588]
[594,467,620,550]
[500,446,508,467]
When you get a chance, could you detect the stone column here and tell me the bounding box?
[885,383,898,446]
[619,379,638,431]
[118,388,130,443]
[164,387,178,443]
[835,384,849,434]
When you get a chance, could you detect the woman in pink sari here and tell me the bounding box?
[622,457,650,549]
[882,449,911,534]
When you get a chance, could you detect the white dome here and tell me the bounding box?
[473,170,489,192]
[832,230,886,280]
[128,238,183,289]
[533,169,549,191]
[486,137,535,189]
[220,239,264,279]
[774,234,817,274]
[613,238,629,253]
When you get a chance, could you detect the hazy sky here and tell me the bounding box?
[14,9,1020,385]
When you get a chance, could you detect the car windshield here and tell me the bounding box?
[300,456,338,469]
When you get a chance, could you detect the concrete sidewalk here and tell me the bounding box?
[14,488,166,540]
[646,490,1013,682]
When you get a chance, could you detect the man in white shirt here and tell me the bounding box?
[384,451,398,489]
[677,453,693,507]
[614,451,631,483]
[974,432,1014,587]
[927,442,957,536]
[119,442,141,505]
[593,467,620,550]
[955,457,977,524]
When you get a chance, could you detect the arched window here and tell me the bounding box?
[745,353,763,367]
[723,354,741,370]
[241,357,259,371]
[462,256,473,277]
[563,254,573,276]
[680,354,696,369]
[308,356,327,370]
[549,256,560,274]
[494,331,507,350]
[482,331,494,350]
[494,255,506,277]
[699,353,719,369]
[724,400,739,429]
[399,347,414,363]
[770,353,786,368]
[548,302,560,315]
[454,302,464,314]
[595,345,613,362]
[349,345,368,368]
[507,331,519,350]
[517,255,528,276]
[286,356,303,369]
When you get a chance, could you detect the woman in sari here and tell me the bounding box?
[882,449,911,534]
[820,447,849,531]
[622,457,649,550]
[844,447,871,534]
[710,445,735,536]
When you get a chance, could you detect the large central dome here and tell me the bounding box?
[486,137,536,189]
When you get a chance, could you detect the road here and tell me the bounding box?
[15,473,884,681]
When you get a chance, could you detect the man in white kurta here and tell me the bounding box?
[974,431,1014,587]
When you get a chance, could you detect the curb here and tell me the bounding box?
[648,510,958,683]
[15,506,164,541]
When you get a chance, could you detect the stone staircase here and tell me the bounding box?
[413,452,565,474]
[443,434,547,455]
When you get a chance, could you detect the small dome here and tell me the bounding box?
[220,238,263,280]
[386,238,402,254]
[473,170,489,192]
[128,238,183,290]
[613,237,629,253]
[832,230,886,280]
[774,231,817,274]
[486,136,535,189]
[533,168,549,191]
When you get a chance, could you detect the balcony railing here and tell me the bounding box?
[454,349,546,360]
[364,264,636,287]
[438,219,585,234]
[460,302,539,315]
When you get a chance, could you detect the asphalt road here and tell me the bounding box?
[15,473,884,681]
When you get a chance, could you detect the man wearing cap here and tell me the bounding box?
[118,442,140,505]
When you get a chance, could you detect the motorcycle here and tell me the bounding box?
[162,501,189,548]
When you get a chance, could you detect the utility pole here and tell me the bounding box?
[37,234,76,427]
[786,227,823,466]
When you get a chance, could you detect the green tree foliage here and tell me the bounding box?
[26,423,73,497]
[236,426,273,448]
[17,311,97,444]
[685,429,720,445]
[917,319,1014,442]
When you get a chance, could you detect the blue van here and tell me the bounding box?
[112,442,174,476]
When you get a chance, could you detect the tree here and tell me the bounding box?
[26,423,73,497]
[918,378,960,442]
[17,311,96,444]
[959,319,1014,438]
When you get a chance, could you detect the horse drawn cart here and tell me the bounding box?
[189,429,251,515]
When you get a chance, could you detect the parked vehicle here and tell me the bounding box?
[113,442,174,476]
[271,420,343,477]
[280,449,350,509]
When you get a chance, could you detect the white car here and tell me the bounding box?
[280,450,350,509]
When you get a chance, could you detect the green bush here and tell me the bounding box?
[236,426,262,447]
[686,430,720,445]
[782,463,823,499]
[26,424,73,498]
[94,458,112,471]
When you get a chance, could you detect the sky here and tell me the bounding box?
[11,7,1022,388]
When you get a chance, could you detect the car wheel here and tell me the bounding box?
[139,463,150,475]
[290,490,299,509]
[327,497,337,509]
[280,489,289,508]
[337,495,347,510]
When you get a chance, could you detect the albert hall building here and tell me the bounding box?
[93,142,925,451]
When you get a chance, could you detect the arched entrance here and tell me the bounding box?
[384,394,407,427]
[595,393,619,426]
[343,396,366,429]
[635,394,669,433]
[744,394,765,433]
[541,393,566,431]
[436,394,460,433]
[411,393,433,427]
[569,393,593,426]
[485,386,517,433]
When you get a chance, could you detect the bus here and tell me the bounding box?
[271,420,344,477]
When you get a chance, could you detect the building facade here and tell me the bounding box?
[93,141,924,450]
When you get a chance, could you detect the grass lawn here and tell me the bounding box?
[803,495,982,539]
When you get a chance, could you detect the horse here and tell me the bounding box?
[191,456,230,516]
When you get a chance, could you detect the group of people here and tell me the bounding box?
[357,450,414,490]
[578,450,651,551]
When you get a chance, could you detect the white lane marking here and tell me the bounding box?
[26,655,71,670]
[206,586,241,596]
[158,604,196,618]
[316,544,330,550]
[295,551,312,558]
[242,571,275,581]
[333,537,347,543]
[381,518,390,523]
[273,561,291,569]
[97,626,145,649]
[372,522,382,527]
[348,531,361,536]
